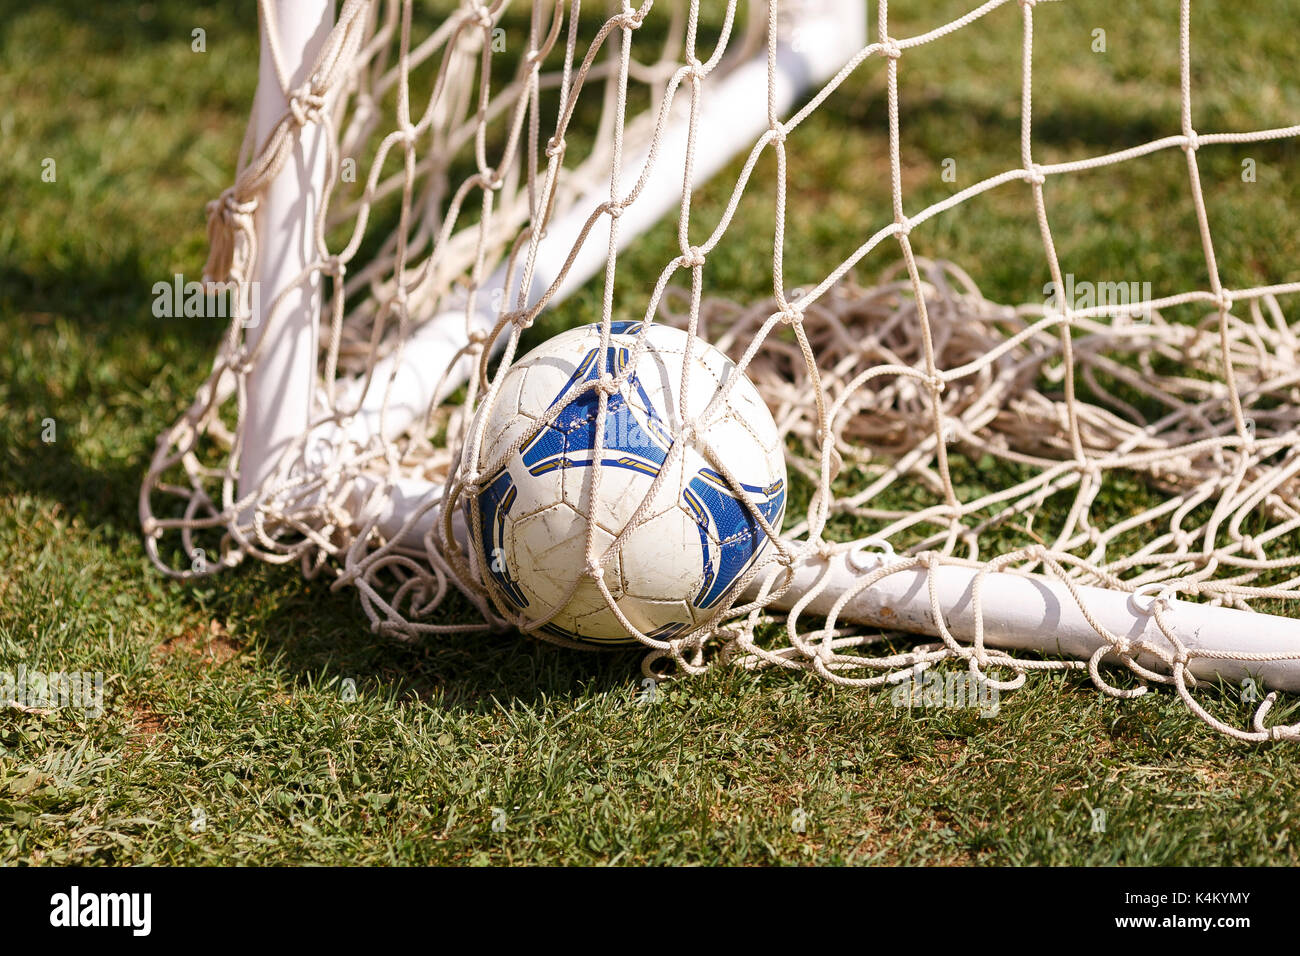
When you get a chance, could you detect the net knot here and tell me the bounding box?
[780,306,804,326]
[587,563,605,581]
[896,215,913,237]
[322,255,346,279]
[1172,529,1194,550]
[1183,129,1200,152]
[203,188,259,284]
[214,188,258,223]
[597,373,620,396]
[685,56,706,82]
[681,246,706,268]
[469,4,494,30]
[545,136,566,159]
[881,38,903,60]
[769,122,788,145]
[1216,289,1235,313]
[1018,0,1038,9]
[398,124,418,147]
[1025,162,1046,185]
[604,200,625,220]
[287,87,326,126]
[615,7,646,30]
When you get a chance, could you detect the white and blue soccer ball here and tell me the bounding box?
[466,321,786,646]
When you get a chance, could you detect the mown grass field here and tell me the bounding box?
[2,0,1300,865]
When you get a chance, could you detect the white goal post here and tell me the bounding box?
[143,0,1300,742]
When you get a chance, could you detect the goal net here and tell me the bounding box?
[141,0,1300,741]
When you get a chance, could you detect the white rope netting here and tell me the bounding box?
[142,0,1300,741]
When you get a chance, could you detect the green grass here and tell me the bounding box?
[2,0,1300,865]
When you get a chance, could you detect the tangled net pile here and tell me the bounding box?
[142,0,1300,741]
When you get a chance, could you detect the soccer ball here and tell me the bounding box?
[466,321,786,646]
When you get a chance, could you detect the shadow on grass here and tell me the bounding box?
[1,260,636,717]
[846,81,1174,163]
[1,402,640,714]
[0,0,249,52]
[0,251,218,533]
[188,560,647,714]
